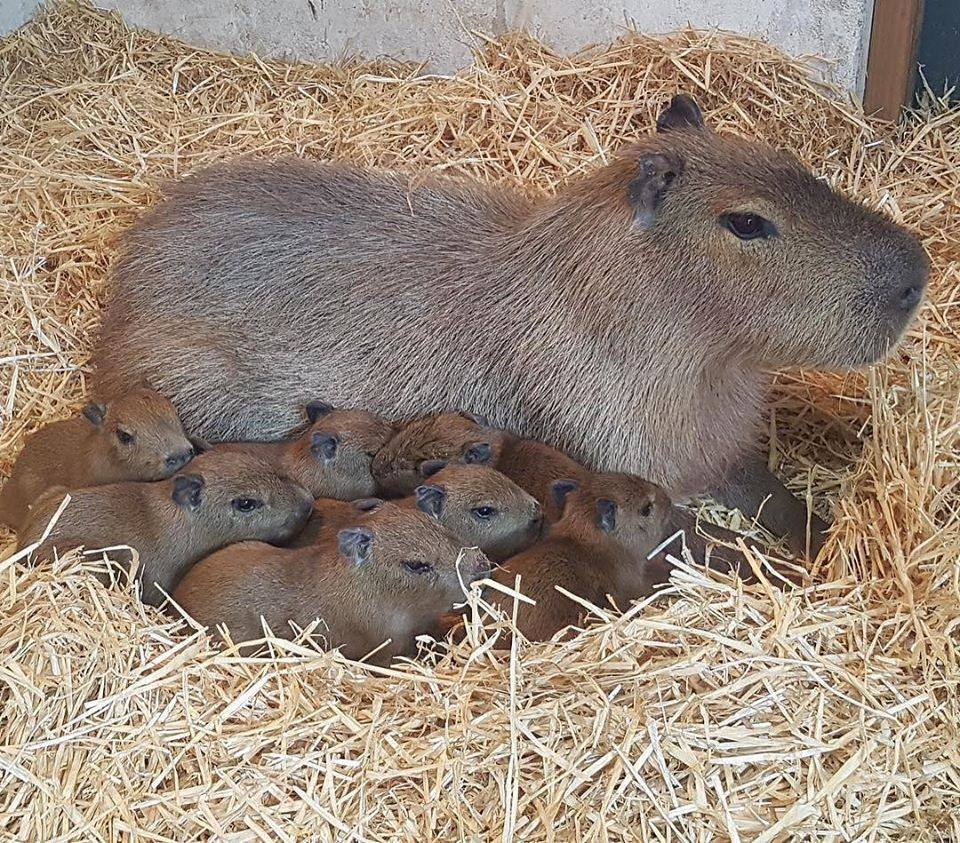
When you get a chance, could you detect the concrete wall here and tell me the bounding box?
[0,0,41,35]
[2,0,875,93]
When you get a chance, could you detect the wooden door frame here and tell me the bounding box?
[863,0,925,119]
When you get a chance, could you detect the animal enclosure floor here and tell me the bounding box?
[1,2,959,839]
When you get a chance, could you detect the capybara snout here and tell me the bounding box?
[635,111,929,371]
[95,387,196,480]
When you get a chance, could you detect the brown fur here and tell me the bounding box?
[0,388,194,530]
[490,472,671,641]
[295,463,541,561]
[292,497,372,547]
[212,405,394,499]
[173,501,490,663]
[372,412,587,522]
[91,96,927,553]
[400,463,542,560]
[18,450,314,606]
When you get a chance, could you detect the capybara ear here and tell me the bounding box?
[172,474,205,510]
[551,478,579,513]
[352,497,384,513]
[338,526,373,566]
[628,152,682,228]
[310,432,339,462]
[656,93,704,133]
[596,498,618,533]
[414,484,446,520]
[188,434,212,454]
[82,401,107,427]
[418,458,448,478]
[305,400,335,423]
[460,411,490,427]
[463,441,493,465]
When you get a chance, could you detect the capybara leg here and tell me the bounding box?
[714,453,830,561]
[663,507,758,582]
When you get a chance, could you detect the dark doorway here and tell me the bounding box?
[914,0,960,102]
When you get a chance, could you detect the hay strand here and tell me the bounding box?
[1,2,959,838]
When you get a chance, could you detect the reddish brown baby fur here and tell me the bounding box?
[294,463,542,561]
[490,472,671,641]
[174,501,490,663]
[0,388,194,530]
[399,462,543,561]
[291,496,383,547]
[373,412,587,522]
[18,450,314,606]
[92,96,928,555]
[212,401,394,499]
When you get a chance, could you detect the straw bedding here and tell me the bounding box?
[1,2,959,839]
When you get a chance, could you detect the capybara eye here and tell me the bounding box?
[639,500,653,517]
[402,560,433,575]
[116,428,135,445]
[471,506,497,521]
[721,212,775,241]
[232,497,263,513]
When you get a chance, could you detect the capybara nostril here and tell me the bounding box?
[530,500,543,526]
[896,283,923,313]
[166,448,194,471]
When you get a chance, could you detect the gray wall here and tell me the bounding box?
[0,0,41,34]
[2,1,874,93]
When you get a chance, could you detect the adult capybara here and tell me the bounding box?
[0,389,194,530]
[212,400,394,499]
[372,411,588,521]
[19,450,314,606]
[489,473,671,641]
[174,501,490,663]
[92,94,929,557]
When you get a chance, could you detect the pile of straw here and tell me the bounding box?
[2,2,958,838]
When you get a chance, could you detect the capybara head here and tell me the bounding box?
[552,472,671,561]
[170,450,313,545]
[336,500,490,609]
[372,412,506,497]
[83,387,194,479]
[603,93,929,368]
[414,461,542,561]
[285,401,396,499]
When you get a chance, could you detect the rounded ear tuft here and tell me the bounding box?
[656,93,705,133]
[352,497,384,513]
[172,474,205,510]
[82,402,107,427]
[596,498,618,533]
[628,153,682,228]
[338,526,373,566]
[305,400,335,423]
[460,411,490,427]
[463,441,493,465]
[414,484,446,520]
[551,478,579,513]
[418,458,448,478]
[310,432,339,462]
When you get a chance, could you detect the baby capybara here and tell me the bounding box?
[295,462,542,561]
[18,450,314,606]
[373,412,587,522]
[174,501,490,663]
[93,94,929,557]
[212,400,394,499]
[0,388,194,530]
[489,473,671,641]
